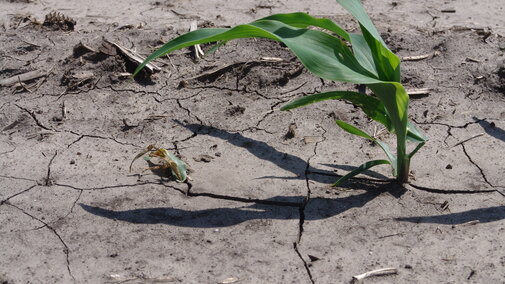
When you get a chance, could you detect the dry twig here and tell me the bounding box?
[352,267,398,282]
[407,88,431,96]
[190,21,204,59]
[0,70,47,87]
[451,133,484,148]
[402,51,440,61]
[103,39,161,73]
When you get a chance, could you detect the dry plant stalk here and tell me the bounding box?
[352,267,398,282]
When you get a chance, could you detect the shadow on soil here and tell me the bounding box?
[80,181,406,228]
[80,190,384,228]
[177,122,389,183]
[396,206,505,225]
[473,117,505,143]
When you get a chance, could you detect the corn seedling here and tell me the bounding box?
[134,0,427,185]
[130,145,190,182]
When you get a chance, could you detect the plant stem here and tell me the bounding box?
[396,136,409,183]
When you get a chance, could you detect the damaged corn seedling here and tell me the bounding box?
[134,0,427,184]
[130,145,189,182]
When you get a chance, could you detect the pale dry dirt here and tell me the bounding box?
[1,0,505,283]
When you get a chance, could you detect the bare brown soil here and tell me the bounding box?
[1,0,504,283]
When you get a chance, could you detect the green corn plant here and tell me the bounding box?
[134,0,427,185]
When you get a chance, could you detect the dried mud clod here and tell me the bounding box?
[495,65,505,94]
[224,105,245,117]
[484,61,505,95]
[43,11,76,31]
[283,123,297,140]
[60,70,95,90]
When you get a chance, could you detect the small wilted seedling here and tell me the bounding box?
[130,145,190,182]
[134,0,427,185]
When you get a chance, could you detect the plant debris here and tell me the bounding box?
[352,267,398,282]
[43,11,76,31]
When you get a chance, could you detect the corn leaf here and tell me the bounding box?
[261,12,350,40]
[281,91,389,126]
[408,141,426,159]
[367,82,408,139]
[406,122,427,143]
[348,33,378,77]
[260,13,378,76]
[335,120,397,174]
[335,0,400,82]
[134,20,381,84]
[333,159,391,186]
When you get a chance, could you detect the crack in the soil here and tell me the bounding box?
[412,118,483,145]
[15,103,137,147]
[6,202,75,281]
[299,125,327,241]
[0,144,16,156]
[186,84,272,100]
[291,124,328,284]
[43,151,58,186]
[153,89,204,103]
[460,144,505,197]
[66,131,139,148]
[407,182,497,194]
[0,174,39,183]
[54,181,163,191]
[15,104,54,131]
[0,184,38,206]
[170,183,303,207]
[294,242,315,284]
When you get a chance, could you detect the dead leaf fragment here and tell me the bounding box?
[218,277,239,284]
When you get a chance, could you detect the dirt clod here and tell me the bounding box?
[43,11,76,31]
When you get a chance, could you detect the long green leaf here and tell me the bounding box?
[335,120,374,140]
[367,82,408,139]
[259,13,378,77]
[408,141,426,159]
[261,12,350,40]
[348,33,378,76]
[336,0,400,82]
[333,159,390,186]
[335,0,384,46]
[134,20,381,84]
[281,91,389,127]
[406,121,427,143]
[335,120,397,174]
[282,90,427,144]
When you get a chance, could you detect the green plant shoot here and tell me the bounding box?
[134,0,427,185]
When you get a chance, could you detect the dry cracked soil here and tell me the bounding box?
[1,0,505,283]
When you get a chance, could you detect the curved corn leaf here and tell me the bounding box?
[408,141,426,159]
[333,159,391,186]
[335,0,400,82]
[281,90,424,145]
[259,13,378,76]
[335,120,397,174]
[261,12,350,40]
[281,90,389,126]
[335,0,384,45]
[134,20,381,84]
[406,121,427,143]
[335,119,374,140]
[367,82,408,139]
[361,27,400,82]
[348,33,378,76]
